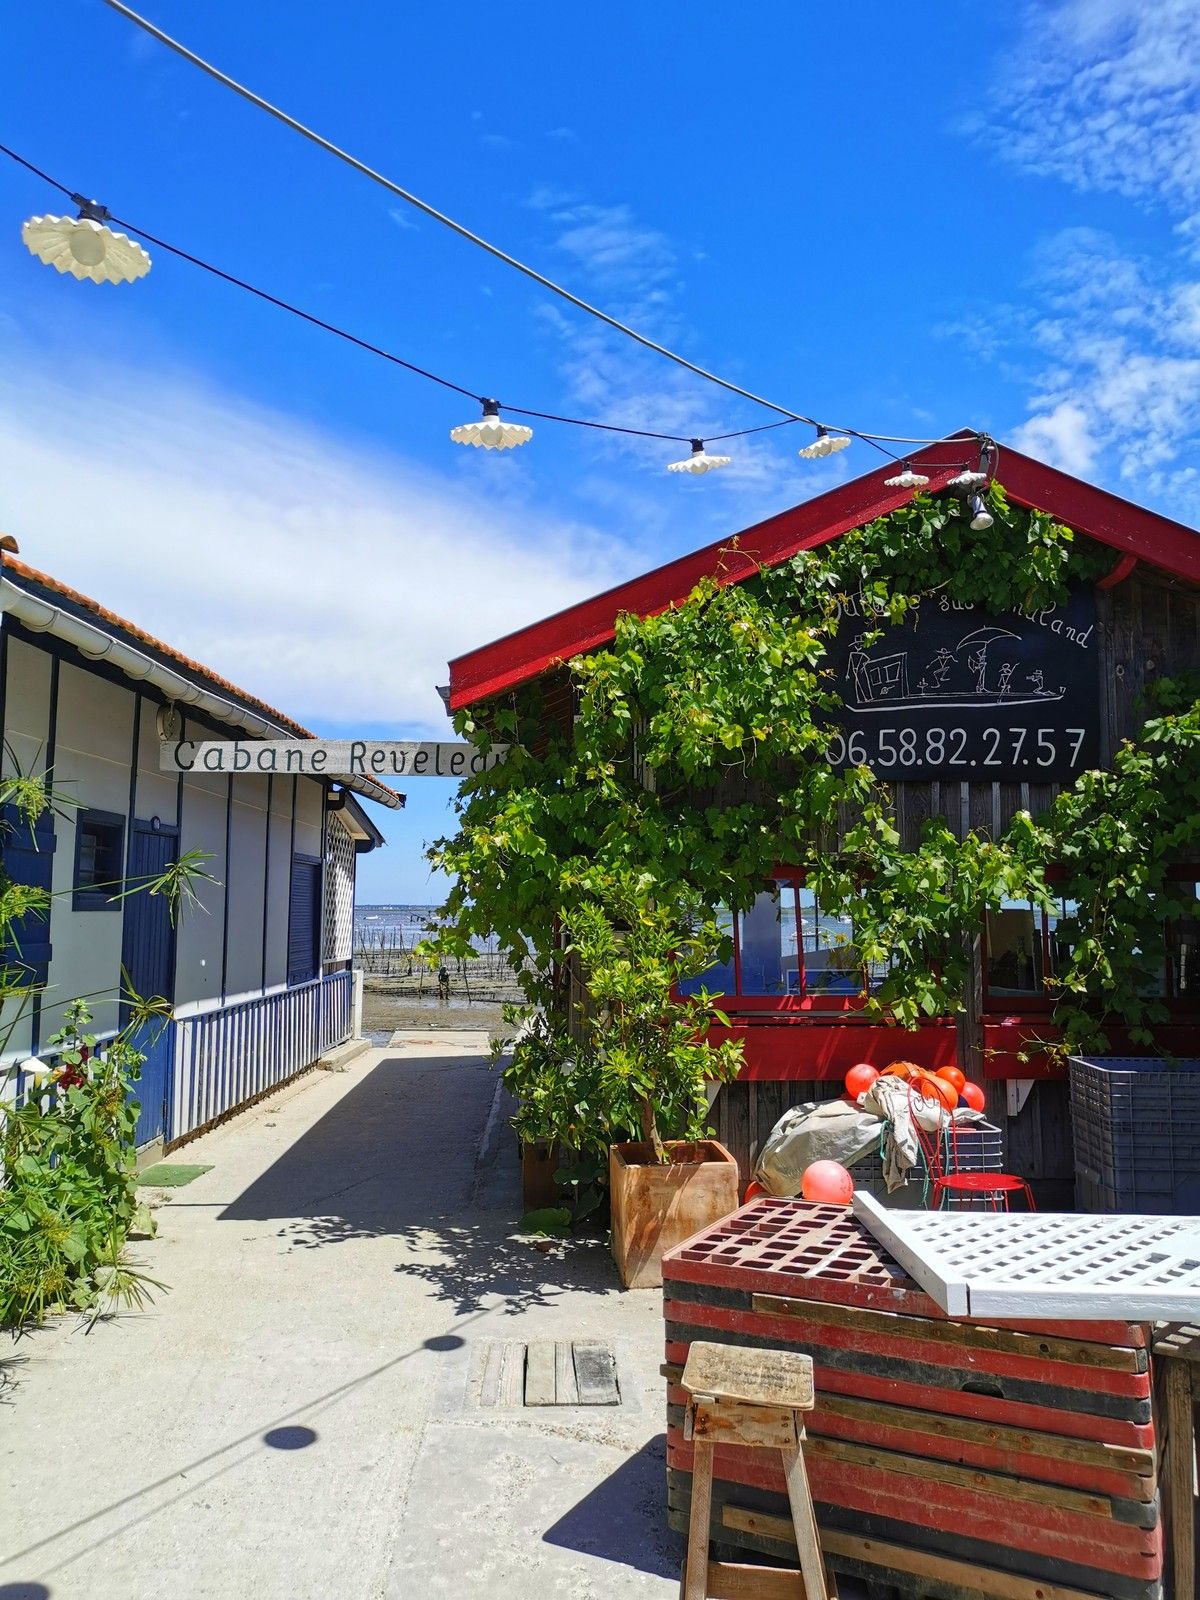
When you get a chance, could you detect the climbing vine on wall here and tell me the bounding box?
[426,483,1200,1150]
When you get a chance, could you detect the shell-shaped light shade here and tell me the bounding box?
[666,449,732,474]
[797,432,851,459]
[947,469,987,488]
[22,215,151,284]
[884,468,930,488]
[449,416,533,450]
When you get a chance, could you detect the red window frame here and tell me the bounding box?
[677,868,873,1015]
[981,865,1200,1017]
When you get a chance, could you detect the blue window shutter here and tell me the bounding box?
[287,858,321,985]
[1,802,55,984]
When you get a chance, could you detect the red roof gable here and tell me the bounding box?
[448,433,1200,711]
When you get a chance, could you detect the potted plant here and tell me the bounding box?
[559,876,743,1288]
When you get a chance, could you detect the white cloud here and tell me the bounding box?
[521,191,854,514]
[986,0,1200,211]
[965,7,1200,512]
[976,228,1200,508]
[0,350,626,733]
[1010,402,1097,476]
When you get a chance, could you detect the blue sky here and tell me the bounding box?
[2,1,1198,901]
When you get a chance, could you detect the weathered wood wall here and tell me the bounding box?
[710,568,1200,1205]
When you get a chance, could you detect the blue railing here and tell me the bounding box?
[2,970,353,1154]
[170,969,353,1142]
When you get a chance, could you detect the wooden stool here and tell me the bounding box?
[680,1340,836,1600]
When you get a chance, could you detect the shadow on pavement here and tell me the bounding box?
[541,1436,681,1580]
[218,1052,624,1314]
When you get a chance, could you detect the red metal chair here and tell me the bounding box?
[907,1083,1036,1213]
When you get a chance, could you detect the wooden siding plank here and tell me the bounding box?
[523,1341,556,1406]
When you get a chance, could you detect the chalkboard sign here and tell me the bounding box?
[823,589,1100,783]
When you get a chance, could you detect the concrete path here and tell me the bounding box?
[0,1038,680,1600]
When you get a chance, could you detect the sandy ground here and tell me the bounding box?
[361,988,509,1041]
[0,1036,681,1600]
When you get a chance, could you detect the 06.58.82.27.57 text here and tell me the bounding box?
[824,725,1089,773]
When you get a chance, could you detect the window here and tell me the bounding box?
[73,809,125,910]
[677,876,885,1009]
[984,876,1200,1011]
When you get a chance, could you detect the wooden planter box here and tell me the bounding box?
[609,1139,738,1290]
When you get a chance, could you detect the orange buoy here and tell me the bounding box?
[844,1062,880,1099]
[801,1160,855,1205]
[937,1066,967,1094]
[882,1059,922,1081]
[915,1073,958,1112]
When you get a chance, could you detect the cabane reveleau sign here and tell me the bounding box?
[160,740,509,778]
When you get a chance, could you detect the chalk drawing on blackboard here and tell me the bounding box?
[845,625,1067,713]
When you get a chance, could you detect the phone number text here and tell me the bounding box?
[825,725,1089,772]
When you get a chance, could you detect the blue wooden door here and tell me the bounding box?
[121,821,178,1145]
[1,800,55,989]
[287,856,322,985]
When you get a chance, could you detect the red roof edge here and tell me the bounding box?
[449,433,1200,711]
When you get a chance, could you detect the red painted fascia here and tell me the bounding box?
[709,1017,957,1081]
[449,431,1200,711]
[448,442,969,709]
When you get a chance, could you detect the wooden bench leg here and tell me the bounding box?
[683,1439,715,1600]
[782,1441,834,1600]
[1166,1358,1196,1600]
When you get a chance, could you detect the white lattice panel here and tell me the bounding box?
[324,812,356,963]
[852,1192,1200,1319]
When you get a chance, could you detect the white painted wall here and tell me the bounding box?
[175,766,228,1008]
[3,631,340,1059]
[1,637,52,780]
[42,662,135,1042]
[263,777,294,989]
[133,697,178,823]
[295,775,323,859]
[0,637,53,1060]
[225,772,269,998]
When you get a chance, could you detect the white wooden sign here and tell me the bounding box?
[853,1192,1200,1319]
[160,739,508,779]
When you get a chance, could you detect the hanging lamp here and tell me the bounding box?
[21,198,150,284]
[667,439,731,474]
[884,461,929,488]
[947,468,988,489]
[450,399,532,450]
[797,425,850,459]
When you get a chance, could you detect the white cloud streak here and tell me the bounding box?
[986,0,1200,211]
[0,350,625,733]
[961,5,1200,513]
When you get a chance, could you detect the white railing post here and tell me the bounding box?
[351,967,363,1041]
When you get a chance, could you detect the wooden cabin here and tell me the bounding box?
[1,554,398,1153]
[446,435,1200,1205]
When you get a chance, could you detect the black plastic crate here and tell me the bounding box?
[1069,1056,1200,1214]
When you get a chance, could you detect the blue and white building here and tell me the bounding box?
[0,551,398,1151]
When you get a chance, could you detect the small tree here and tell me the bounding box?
[502,870,742,1180]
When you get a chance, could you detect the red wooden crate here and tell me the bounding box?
[662,1197,1163,1599]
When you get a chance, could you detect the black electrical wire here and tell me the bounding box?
[0,137,973,466]
[94,0,968,455]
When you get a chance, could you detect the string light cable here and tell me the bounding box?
[94,0,972,459]
[0,139,982,475]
